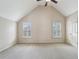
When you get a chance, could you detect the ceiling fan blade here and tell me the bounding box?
[36,0,41,1]
[45,2,48,7]
[51,0,58,4]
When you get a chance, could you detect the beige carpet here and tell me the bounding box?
[0,44,78,59]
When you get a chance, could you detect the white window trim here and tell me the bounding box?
[52,21,62,39]
[22,21,32,38]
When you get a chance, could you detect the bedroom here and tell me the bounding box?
[0,0,78,59]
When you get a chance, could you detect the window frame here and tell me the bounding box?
[52,21,62,39]
[22,21,32,38]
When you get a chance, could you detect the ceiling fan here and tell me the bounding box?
[36,0,58,7]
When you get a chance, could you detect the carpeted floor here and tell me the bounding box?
[0,44,78,59]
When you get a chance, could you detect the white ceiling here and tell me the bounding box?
[49,0,78,16]
[0,0,78,21]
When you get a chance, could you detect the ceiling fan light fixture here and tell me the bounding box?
[46,0,50,2]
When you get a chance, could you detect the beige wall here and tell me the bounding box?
[0,17,17,52]
[18,6,66,43]
[66,12,78,47]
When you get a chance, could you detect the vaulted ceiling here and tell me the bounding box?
[0,0,78,21]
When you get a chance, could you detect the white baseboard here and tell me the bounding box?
[0,41,16,53]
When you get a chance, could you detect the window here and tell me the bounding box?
[72,21,77,35]
[52,21,62,38]
[23,22,32,38]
